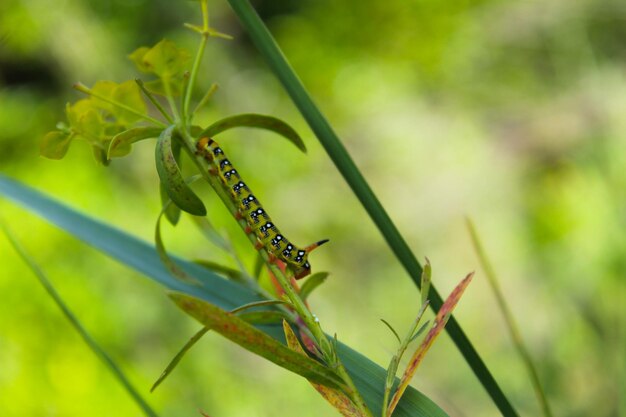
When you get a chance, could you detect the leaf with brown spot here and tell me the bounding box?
[169,293,345,389]
[155,126,206,216]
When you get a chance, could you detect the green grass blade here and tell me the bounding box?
[0,175,447,417]
[222,2,519,415]
[151,326,210,392]
[467,219,553,417]
[0,217,159,417]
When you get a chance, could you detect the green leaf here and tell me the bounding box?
[155,202,200,285]
[111,80,147,124]
[128,46,152,73]
[169,293,345,389]
[299,272,329,301]
[40,131,73,160]
[89,80,117,114]
[194,260,246,282]
[159,182,181,225]
[229,299,292,314]
[139,39,191,79]
[155,126,206,216]
[66,99,94,127]
[159,135,182,225]
[380,319,401,345]
[0,175,449,417]
[108,126,164,159]
[65,100,105,144]
[420,258,432,306]
[200,113,306,153]
[237,310,287,325]
[151,326,210,392]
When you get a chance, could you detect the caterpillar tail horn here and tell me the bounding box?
[305,239,329,254]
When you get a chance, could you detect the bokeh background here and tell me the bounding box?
[1,0,625,416]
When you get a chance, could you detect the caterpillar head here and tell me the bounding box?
[293,239,329,280]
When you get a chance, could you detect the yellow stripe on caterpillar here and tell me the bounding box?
[196,137,328,279]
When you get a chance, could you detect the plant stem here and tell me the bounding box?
[191,83,219,122]
[467,219,553,417]
[183,0,210,123]
[73,83,166,127]
[135,79,174,124]
[163,79,181,122]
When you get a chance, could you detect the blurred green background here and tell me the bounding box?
[1,0,625,416]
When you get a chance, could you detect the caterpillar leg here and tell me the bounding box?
[254,240,264,250]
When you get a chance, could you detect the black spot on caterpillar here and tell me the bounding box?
[196,137,328,279]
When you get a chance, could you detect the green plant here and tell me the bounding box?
[2,2,489,416]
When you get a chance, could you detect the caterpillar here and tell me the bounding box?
[196,137,328,279]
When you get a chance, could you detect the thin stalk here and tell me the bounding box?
[183,0,210,123]
[382,301,429,416]
[224,2,518,416]
[0,218,159,417]
[73,83,166,127]
[135,79,174,124]
[162,78,181,122]
[191,83,219,122]
[466,219,553,417]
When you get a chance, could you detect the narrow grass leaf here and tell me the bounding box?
[420,258,432,306]
[380,319,401,345]
[466,219,553,417]
[0,218,159,417]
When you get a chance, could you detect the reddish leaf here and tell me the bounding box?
[387,272,474,416]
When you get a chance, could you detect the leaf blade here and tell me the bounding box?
[199,113,306,153]
[169,293,345,389]
[155,126,206,216]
